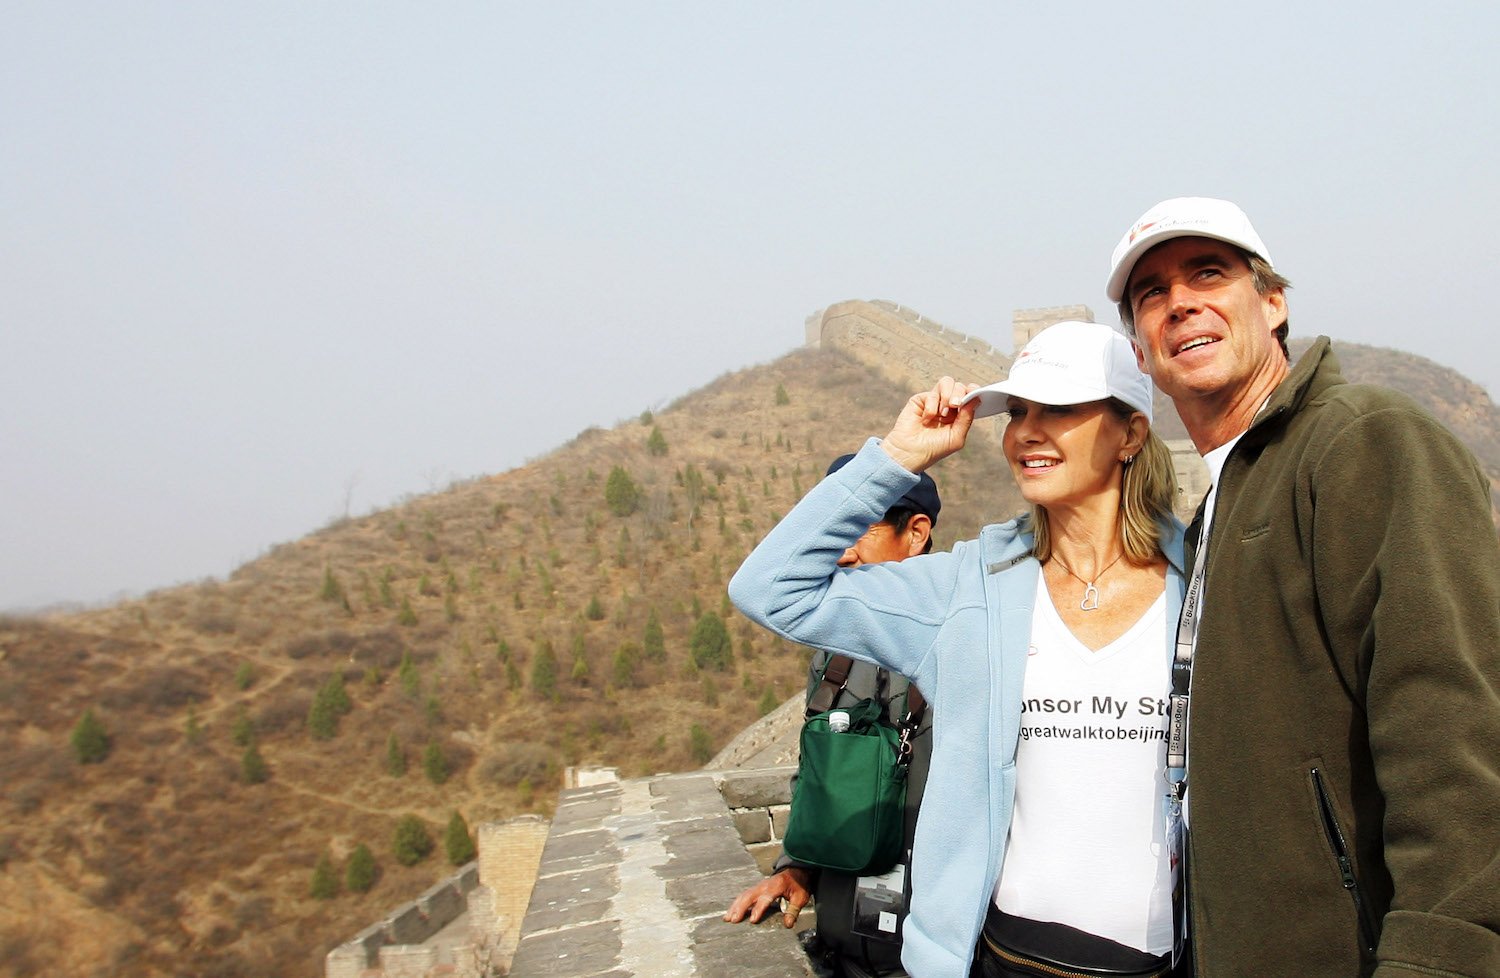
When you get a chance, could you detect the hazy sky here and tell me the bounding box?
[4,4,1498,609]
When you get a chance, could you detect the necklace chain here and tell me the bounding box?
[1051,551,1125,611]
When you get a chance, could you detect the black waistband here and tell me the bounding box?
[979,906,1170,978]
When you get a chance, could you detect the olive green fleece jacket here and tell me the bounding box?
[1185,338,1500,977]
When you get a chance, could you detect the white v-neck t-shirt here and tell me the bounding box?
[992,578,1173,955]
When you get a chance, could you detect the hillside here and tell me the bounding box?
[2,322,1497,978]
[0,344,1022,978]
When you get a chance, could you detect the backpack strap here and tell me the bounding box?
[806,654,855,717]
[897,683,926,769]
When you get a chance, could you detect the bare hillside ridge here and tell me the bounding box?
[2,328,1496,978]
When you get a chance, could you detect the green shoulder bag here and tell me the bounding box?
[782,694,907,875]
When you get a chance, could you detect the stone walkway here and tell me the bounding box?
[509,773,813,977]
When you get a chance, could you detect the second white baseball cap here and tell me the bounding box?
[959,320,1153,422]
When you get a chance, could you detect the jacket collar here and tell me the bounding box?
[1244,336,1346,448]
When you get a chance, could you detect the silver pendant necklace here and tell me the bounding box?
[1051,551,1125,611]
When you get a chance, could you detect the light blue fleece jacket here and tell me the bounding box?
[728,439,1186,978]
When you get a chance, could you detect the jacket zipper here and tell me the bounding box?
[1311,767,1378,957]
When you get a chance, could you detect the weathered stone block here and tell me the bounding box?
[522,864,617,933]
[385,902,432,945]
[732,808,771,845]
[510,919,622,977]
[769,803,791,838]
[659,818,754,880]
[718,770,793,809]
[748,841,782,876]
[689,915,816,976]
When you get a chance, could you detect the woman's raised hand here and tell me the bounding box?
[881,377,981,473]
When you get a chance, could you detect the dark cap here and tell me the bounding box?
[825,453,941,525]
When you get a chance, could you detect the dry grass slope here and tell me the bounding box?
[0,346,1022,978]
[1,333,1494,978]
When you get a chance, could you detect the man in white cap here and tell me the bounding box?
[1107,197,1500,976]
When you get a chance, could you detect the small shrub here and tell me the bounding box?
[444,811,476,865]
[584,595,605,621]
[689,724,713,764]
[646,426,668,456]
[397,598,418,627]
[531,641,558,702]
[643,609,665,662]
[385,733,406,777]
[604,466,641,517]
[398,651,421,698]
[241,744,268,784]
[393,815,433,866]
[689,612,733,672]
[345,843,376,893]
[423,742,449,785]
[775,383,790,406]
[309,851,338,900]
[70,709,110,764]
[757,687,780,716]
[233,662,254,691]
[319,566,346,606]
[231,708,255,748]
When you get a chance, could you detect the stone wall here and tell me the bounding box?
[807,300,1008,395]
[324,864,481,978]
[1012,304,1096,352]
[324,815,548,978]
[508,773,813,978]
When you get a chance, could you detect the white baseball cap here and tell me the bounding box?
[1105,196,1274,303]
[958,320,1153,422]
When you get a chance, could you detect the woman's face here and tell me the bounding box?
[1001,397,1134,512]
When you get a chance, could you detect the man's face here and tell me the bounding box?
[837,518,927,567]
[1125,237,1288,404]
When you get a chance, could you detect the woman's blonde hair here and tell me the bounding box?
[1030,398,1177,564]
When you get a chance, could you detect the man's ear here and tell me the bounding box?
[1263,288,1288,331]
[903,514,932,557]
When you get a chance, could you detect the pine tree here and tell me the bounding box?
[319,565,347,606]
[531,640,558,701]
[393,815,434,866]
[385,733,406,777]
[444,811,477,866]
[584,595,605,620]
[646,426,669,456]
[241,743,269,784]
[689,724,714,764]
[690,612,733,672]
[70,708,110,764]
[643,608,666,662]
[604,466,641,517]
[612,643,640,689]
[397,597,418,626]
[423,741,449,785]
[231,708,255,748]
[775,383,791,405]
[310,850,338,899]
[757,686,780,716]
[234,661,255,690]
[308,691,338,740]
[398,650,421,698]
[345,843,376,893]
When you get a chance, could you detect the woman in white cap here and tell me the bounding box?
[729,320,1185,978]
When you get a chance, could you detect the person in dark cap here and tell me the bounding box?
[723,454,940,978]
